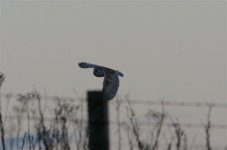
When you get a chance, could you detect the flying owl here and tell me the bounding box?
[78,62,124,100]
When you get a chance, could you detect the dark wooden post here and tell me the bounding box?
[87,91,109,150]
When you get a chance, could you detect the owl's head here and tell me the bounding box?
[93,67,104,77]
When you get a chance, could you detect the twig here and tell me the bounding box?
[205,106,212,150]
[0,112,6,150]
[151,101,165,150]
[126,98,144,150]
[0,73,6,150]
[116,97,123,150]
[21,132,27,150]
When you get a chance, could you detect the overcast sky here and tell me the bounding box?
[0,1,226,102]
[0,1,226,149]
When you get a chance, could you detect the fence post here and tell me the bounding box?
[87,91,109,150]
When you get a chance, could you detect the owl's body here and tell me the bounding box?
[78,62,123,100]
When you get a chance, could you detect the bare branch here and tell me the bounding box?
[205,106,212,150]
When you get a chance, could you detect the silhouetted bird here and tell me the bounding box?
[78,62,124,100]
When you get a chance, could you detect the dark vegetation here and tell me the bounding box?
[0,75,223,150]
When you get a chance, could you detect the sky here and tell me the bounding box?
[0,0,225,103]
[0,0,226,149]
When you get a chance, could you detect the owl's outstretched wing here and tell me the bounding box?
[102,68,119,100]
[78,62,99,68]
[79,62,124,77]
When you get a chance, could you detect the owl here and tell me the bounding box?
[78,62,124,100]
